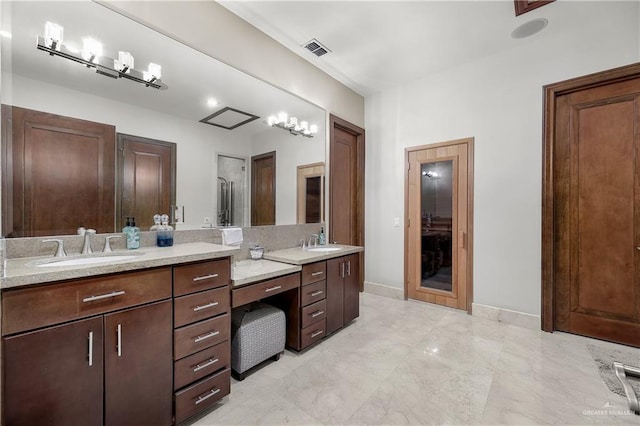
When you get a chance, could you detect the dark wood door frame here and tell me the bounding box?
[329,114,365,290]
[542,62,640,332]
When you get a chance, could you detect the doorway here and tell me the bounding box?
[297,162,325,224]
[329,115,365,290]
[217,154,247,227]
[251,151,276,226]
[405,138,474,311]
[117,133,176,231]
[542,63,640,347]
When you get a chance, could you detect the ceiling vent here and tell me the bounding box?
[303,38,331,57]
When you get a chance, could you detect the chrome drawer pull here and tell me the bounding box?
[310,290,324,297]
[88,331,94,366]
[195,388,220,405]
[193,358,219,373]
[264,285,282,293]
[193,302,219,312]
[311,271,324,277]
[117,324,122,357]
[194,330,220,343]
[310,310,324,318]
[193,273,219,282]
[310,330,323,338]
[82,290,125,303]
[347,260,351,276]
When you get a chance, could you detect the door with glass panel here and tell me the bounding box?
[405,138,473,311]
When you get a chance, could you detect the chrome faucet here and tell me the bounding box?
[42,239,67,258]
[82,229,96,254]
[307,234,319,248]
[103,235,121,253]
[299,239,307,249]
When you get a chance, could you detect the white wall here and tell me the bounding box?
[3,73,251,229]
[365,3,640,316]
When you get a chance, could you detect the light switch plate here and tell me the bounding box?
[393,217,400,227]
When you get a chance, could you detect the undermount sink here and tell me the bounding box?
[35,255,141,267]
[306,247,342,252]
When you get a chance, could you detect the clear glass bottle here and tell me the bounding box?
[157,214,174,247]
[126,216,140,249]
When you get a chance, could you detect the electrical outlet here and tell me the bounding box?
[204,217,211,223]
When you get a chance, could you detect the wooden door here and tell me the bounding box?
[2,105,115,237]
[118,133,176,231]
[3,317,104,426]
[251,151,276,226]
[329,115,365,290]
[326,257,344,334]
[343,253,360,325]
[405,139,473,311]
[104,300,173,426]
[550,74,640,346]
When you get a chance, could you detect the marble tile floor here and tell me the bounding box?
[191,292,639,425]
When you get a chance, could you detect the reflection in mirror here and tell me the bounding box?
[216,154,247,227]
[297,162,325,224]
[0,0,326,238]
[420,161,453,292]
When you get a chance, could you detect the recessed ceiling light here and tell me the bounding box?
[511,18,548,39]
[207,98,219,108]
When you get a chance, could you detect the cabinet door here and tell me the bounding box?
[343,253,360,325]
[104,300,173,426]
[3,317,104,426]
[326,257,345,334]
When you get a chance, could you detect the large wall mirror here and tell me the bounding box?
[0,0,326,238]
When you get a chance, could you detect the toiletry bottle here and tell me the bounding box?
[122,217,131,242]
[150,214,161,231]
[126,217,140,249]
[319,227,326,245]
[157,214,174,247]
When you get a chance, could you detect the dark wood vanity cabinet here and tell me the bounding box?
[326,253,360,335]
[2,268,174,426]
[172,258,231,425]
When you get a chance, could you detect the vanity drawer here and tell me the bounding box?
[2,268,172,336]
[232,273,300,308]
[301,299,327,329]
[174,287,230,328]
[173,259,230,297]
[301,261,326,285]
[300,280,326,307]
[174,314,230,360]
[175,368,231,425]
[300,319,326,349]
[174,341,230,390]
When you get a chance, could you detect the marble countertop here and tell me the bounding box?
[231,259,301,287]
[263,244,364,265]
[2,242,240,289]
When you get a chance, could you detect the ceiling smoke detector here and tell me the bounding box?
[303,38,331,57]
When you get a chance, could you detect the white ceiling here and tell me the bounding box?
[219,0,626,96]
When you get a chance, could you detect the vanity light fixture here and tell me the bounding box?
[36,21,168,90]
[422,171,439,178]
[267,112,318,138]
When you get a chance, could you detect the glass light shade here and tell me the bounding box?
[44,22,63,50]
[81,37,102,62]
[309,124,318,134]
[288,116,298,129]
[267,115,277,126]
[277,111,288,124]
[147,62,162,79]
[115,51,134,72]
[300,121,309,131]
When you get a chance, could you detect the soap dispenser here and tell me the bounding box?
[319,227,326,245]
[125,216,140,249]
[157,214,174,247]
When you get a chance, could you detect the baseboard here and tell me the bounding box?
[472,303,540,330]
[364,281,405,300]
